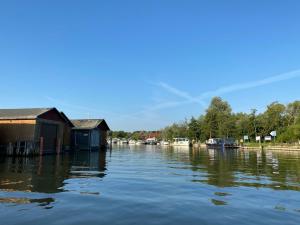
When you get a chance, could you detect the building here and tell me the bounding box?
[71,119,110,151]
[0,108,73,156]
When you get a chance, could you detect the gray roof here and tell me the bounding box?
[72,119,110,130]
[0,108,53,120]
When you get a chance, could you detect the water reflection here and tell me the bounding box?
[0,150,108,193]
[163,148,300,191]
[0,147,300,225]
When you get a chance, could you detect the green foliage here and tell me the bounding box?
[112,98,300,144]
[205,97,233,138]
[161,121,189,141]
[110,130,161,141]
[160,97,300,143]
[188,117,201,141]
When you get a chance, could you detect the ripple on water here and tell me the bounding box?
[0,148,300,225]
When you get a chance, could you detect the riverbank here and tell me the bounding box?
[241,145,300,152]
[192,143,300,151]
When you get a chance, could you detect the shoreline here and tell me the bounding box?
[192,143,300,152]
[240,145,300,152]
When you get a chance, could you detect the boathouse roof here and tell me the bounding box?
[60,111,75,127]
[0,108,54,120]
[71,119,110,131]
[0,108,74,126]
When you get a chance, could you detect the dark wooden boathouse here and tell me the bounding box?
[71,119,110,151]
[0,108,73,156]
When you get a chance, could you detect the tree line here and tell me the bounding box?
[111,97,300,143]
[110,130,160,141]
[161,97,300,143]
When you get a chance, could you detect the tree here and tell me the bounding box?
[205,97,233,138]
[234,113,250,139]
[188,117,201,141]
[262,102,286,136]
[131,132,141,140]
[286,101,300,126]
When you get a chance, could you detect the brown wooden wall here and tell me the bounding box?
[63,125,72,150]
[38,109,66,123]
[0,120,36,144]
[35,119,65,154]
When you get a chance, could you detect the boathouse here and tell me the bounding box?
[0,108,73,156]
[71,119,110,150]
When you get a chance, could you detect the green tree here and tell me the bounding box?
[188,117,201,141]
[234,113,250,139]
[286,101,300,126]
[262,102,286,136]
[205,97,233,138]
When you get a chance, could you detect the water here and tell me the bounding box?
[0,146,300,225]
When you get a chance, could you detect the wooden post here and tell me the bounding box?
[56,138,61,155]
[40,137,44,156]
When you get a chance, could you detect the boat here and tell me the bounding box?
[136,140,146,145]
[145,138,157,145]
[119,139,129,145]
[129,140,137,145]
[172,138,191,147]
[206,138,238,149]
[160,141,170,146]
[112,138,119,144]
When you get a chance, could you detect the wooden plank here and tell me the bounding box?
[0,120,36,125]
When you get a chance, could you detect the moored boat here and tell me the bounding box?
[145,138,157,145]
[136,140,146,145]
[206,138,238,149]
[112,138,119,144]
[119,139,129,145]
[129,140,137,145]
[160,141,170,146]
[172,138,191,147]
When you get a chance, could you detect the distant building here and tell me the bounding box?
[71,119,110,151]
[0,108,73,155]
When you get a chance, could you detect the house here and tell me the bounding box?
[71,119,110,151]
[0,108,73,156]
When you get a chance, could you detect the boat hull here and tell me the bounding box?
[206,144,239,149]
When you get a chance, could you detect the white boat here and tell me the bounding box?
[119,139,129,145]
[129,140,137,145]
[161,141,170,146]
[172,138,190,147]
[145,138,157,145]
[136,140,145,145]
[112,138,119,144]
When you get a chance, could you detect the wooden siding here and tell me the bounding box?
[62,125,72,150]
[35,119,64,155]
[100,130,107,148]
[91,129,100,148]
[38,109,66,123]
[0,120,36,125]
[0,122,36,144]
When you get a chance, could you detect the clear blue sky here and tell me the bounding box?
[0,0,300,131]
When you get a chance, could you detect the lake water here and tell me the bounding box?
[0,146,300,225]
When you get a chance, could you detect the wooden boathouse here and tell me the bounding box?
[0,108,73,156]
[71,119,110,151]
